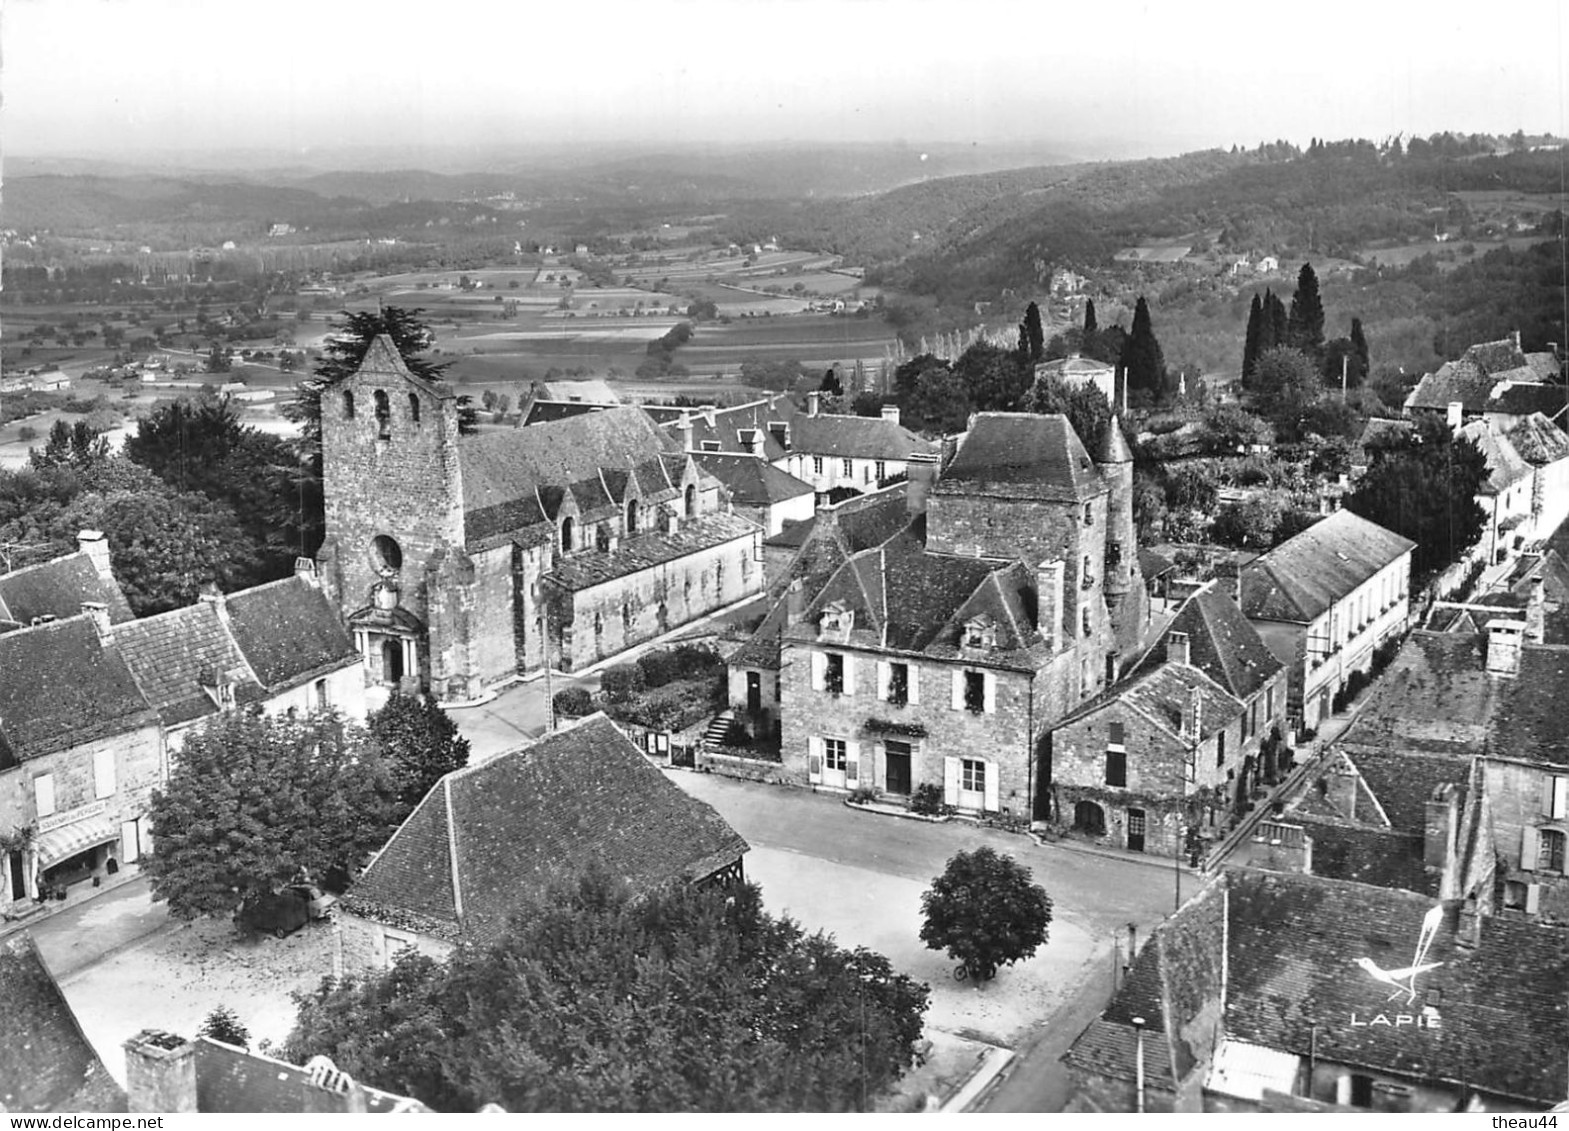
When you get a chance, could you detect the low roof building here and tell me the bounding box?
[1,933,126,1112]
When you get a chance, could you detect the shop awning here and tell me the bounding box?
[35,816,119,869]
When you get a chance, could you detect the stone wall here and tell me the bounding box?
[337,909,455,974]
[695,751,794,785]
[1484,758,1569,924]
[257,664,368,724]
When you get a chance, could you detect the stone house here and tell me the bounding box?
[1240,509,1414,731]
[0,611,162,913]
[316,336,761,703]
[770,413,1146,818]
[1404,334,1565,429]
[781,401,937,499]
[1046,584,1288,855]
[691,451,814,536]
[1064,870,1569,1113]
[338,714,747,969]
[1458,418,1536,566]
[1033,354,1117,408]
[0,531,130,633]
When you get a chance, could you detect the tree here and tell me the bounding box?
[1250,347,1321,437]
[1119,296,1168,402]
[205,345,231,374]
[1083,298,1098,336]
[919,847,1052,982]
[1287,263,1326,360]
[1021,372,1112,455]
[279,871,929,1112]
[1350,317,1370,375]
[145,711,397,920]
[1241,293,1264,386]
[1017,301,1045,365]
[820,367,843,395]
[955,341,1029,413]
[31,419,110,472]
[368,693,471,810]
[906,362,972,434]
[198,1005,251,1049]
[1343,418,1488,582]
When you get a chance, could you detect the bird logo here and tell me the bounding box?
[1355,906,1445,1005]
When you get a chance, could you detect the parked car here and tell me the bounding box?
[238,888,311,938]
[287,883,338,920]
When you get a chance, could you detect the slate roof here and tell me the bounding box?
[1035,354,1114,380]
[116,600,267,726]
[1342,748,1471,836]
[1147,584,1282,701]
[667,394,799,461]
[1525,350,1562,381]
[519,398,606,426]
[1070,870,1569,1108]
[221,576,360,693]
[934,413,1104,502]
[0,933,126,1112]
[0,614,157,767]
[1490,382,1569,420]
[1062,660,1244,741]
[788,413,936,461]
[347,714,748,946]
[1296,821,1438,895]
[546,512,759,592]
[0,550,134,631]
[1241,509,1415,624]
[764,517,815,550]
[1406,359,1499,414]
[1489,643,1569,765]
[1335,631,1493,756]
[692,452,814,507]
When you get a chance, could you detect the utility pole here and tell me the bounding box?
[1341,354,1348,403]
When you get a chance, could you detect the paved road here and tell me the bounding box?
[667,771,1181,1110]
[25,875,173,979]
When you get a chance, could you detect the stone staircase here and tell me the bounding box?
[702,709,736,752]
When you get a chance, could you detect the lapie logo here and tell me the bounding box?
[1349,905,1444,1030]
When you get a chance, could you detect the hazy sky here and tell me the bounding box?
[5,0,1566,163]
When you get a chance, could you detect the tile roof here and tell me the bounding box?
[1406,359,1498,414]
[1073,870,1569,1108]
[1457,421,1533,494]
[1504,412,1569,466]
[1525,351,1562,381]
[1335,631,1493,756]
[934,413,1104,502]
[1222,871,1569,1106]
[0,614,158,766]
[763,516,815,549]
[788,413,937,461]
[1064,660,1243,740]
[1035,354,1115,380]
[1489,643,1569,765]
[1148,585,1282,701]
[0,933,126,1112]
[1354,416,1414,457]
[0,551,133,631]
[666,394,799,461]
[116,600,266,726]
[1340,748,1470,836]
[1241,509,1414,623]
[221,576,360,692]
[1488,382,1569,420]
[1461,338,1532,374]
[347,714,748,946]
[192,1038,430,1112]
[545,511,759,591]
[1296,821,1438,895]
[519,398,606,426]
[692,452,814,507]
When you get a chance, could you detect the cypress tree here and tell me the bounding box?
[1287,262,1326,359]
[1242,293,1264,386]
[1018,301,1045,365]
[1084,299,1098,336]
[1119,296,1167,400]
[1350,317,1370,375]
[1267,290,1289,353]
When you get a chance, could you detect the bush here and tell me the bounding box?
[16,425,38,442]
[600,664,645,702]
[672,642,722,679]
[607,678,722,732]
[910,783,948,817]
[552,687,593,718]
[849,786,878,805]
[636,649,681,689]
[198,1004,251,1049]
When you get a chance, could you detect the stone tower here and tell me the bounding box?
[1096,414,1147,659]
[316,335,465,694]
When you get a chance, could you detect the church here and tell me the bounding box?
[316,336,762,703]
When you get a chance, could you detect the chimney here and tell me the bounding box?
[806,391,821,417]
[1424,783,1461,894]
[1512,329,1522,351]
[1185,686,1204,741]
[81,601,113,644]
[677,410,694,451]
[294,557,318,586]
[906,452,938,516]
[77,529,112,581]
[124,1030,198,1114]
[1036,560,1064,651]
[1485,618,1523,677]
[880,404,901,426]
[1527,574,1546,645]
[785,579,806,626]
[700,404,717,427]
[1446,400,1464,430]
[1456,899,1483,950]
[1167,630,1191,667]
[665,511,679,535]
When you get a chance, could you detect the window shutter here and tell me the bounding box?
[951,670,964,711]
[94,748,117,800]
[1554,776,1569,820]
[983,761,1001,812]
[843,655,856,696]
[1522,825,1541,870]
[944,757,961,806]
[34,774,55,819]
[877,661,890,701]
[873,742,886,790]
[120,820,141,865]
[811,651,826,691]
[808,736,824,784]
[1526,883,1542,914]
[846,741,860,787]
[908,665,920,705]
[983,672,997,713]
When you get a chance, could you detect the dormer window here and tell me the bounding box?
[963,614,998,650]
[819,601,854,639]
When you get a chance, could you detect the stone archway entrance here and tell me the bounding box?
[1074,800,1106,836]
[382,638,405,684]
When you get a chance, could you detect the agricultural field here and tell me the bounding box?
[1362,234,1546,269]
